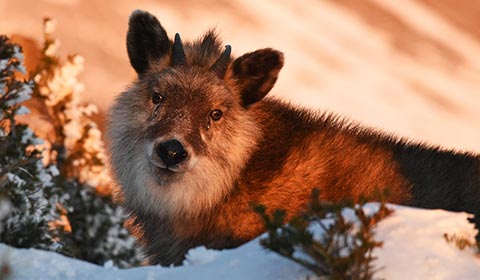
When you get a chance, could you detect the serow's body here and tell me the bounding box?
[107,10,480,266]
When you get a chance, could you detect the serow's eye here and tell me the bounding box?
[210,109,223,121]
[152,92,164,104]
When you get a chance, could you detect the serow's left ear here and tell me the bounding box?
[127,10,171,75]
[226,48,284,107]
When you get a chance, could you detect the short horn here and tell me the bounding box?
[171,33,187,66]
[210,45,231,78]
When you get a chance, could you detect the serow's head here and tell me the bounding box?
[107,10,284,215]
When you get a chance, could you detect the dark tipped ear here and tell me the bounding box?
[227,48,284,107]
[127,10,171,75]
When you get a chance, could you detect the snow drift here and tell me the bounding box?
[2,205,479,280]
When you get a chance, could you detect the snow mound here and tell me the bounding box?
[1,205,479,280]
[374,206,480,279]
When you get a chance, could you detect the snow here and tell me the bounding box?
[0,197,12,220]
[0,59,8,71]
[5,84,32,107]
[374,206,480,280]
[5,173,25,187]
[15,106,31,116]
[1,235,310,280]
[20,127,44,145]
[1,204,479,280]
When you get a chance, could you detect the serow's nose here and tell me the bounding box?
[156,139,188,167]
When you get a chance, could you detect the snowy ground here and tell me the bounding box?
[2,204,479,280]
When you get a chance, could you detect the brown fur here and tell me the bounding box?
[107,10,480,266]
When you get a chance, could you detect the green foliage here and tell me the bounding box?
[57,179,140,267]
[255,189,393,279]
[0,35,65,251]
[30,18,142,267]
[0,19,142,268]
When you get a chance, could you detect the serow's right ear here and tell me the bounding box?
[127,10,171,75]
[226,48,284,107]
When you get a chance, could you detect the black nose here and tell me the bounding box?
[156,140,188,167]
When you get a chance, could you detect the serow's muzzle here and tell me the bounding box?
[156,139,188,167]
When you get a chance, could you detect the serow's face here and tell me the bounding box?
[107,10,284,215]
[139,68,241,177]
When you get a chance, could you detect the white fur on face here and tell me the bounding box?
[110,110,260,219]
